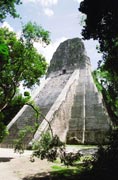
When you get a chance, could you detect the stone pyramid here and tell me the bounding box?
[1,38,111,147]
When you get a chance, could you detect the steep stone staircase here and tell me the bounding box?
[0,38,111,148]
[0,73,71,148]
[67,67,110,144]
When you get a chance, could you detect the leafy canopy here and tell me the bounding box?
[79,0,118,73]
[79,0,118,49]
[0,22,50,112]
[79,0,118,123]
[0,0,22,22]
[22,21,50,45]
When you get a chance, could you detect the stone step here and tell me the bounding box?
[1,73,72,148]
[67,67,110,144]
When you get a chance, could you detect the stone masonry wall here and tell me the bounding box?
[1,38,111,147]
[67,66,110,144]
[1,73,71,148]
[31,70,79,144]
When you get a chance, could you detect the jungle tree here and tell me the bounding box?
[79,0,118,123]
[78,2,118,178]
[0,0,22,22]
[0,22,50,113]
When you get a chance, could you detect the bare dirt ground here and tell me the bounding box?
[0,146,97,180]
[0,148,54,180]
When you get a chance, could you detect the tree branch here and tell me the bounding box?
[26,103,53,138]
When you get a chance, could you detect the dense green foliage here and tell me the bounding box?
[93,69,118,125]
[0,0,50,139]
[0,0,22,22]
[79,0,118,124]
[14,124,38,154]
[79,0,118,71]
[2,92,31,125]
[31,132,81,166]
[79,0,118,75]
[22,21,50,45]
[79,1,118,179]
[86,129,118,179]
[0,23,50,112]
[79,0,118,52]
[0,119,8,142]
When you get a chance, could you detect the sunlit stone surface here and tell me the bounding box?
[1,38,111,147]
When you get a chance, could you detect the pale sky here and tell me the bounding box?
[1,0,102,70]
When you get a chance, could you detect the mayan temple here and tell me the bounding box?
[1,38,111,148]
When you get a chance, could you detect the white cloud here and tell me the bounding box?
[22,0,35,3]
[1,22,22,39]
[43,8,54,16]
[34,37,67,64]
[22,0,58,6]
[74,0,83,4]
[73,0,83,3]
[1,22,14,31]
[38,0,58,6]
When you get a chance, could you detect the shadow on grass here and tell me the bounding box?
[23,170,118,180]
[22,164,118,180]
[22,164,96,180]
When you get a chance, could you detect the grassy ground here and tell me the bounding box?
[23,145,97,180]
